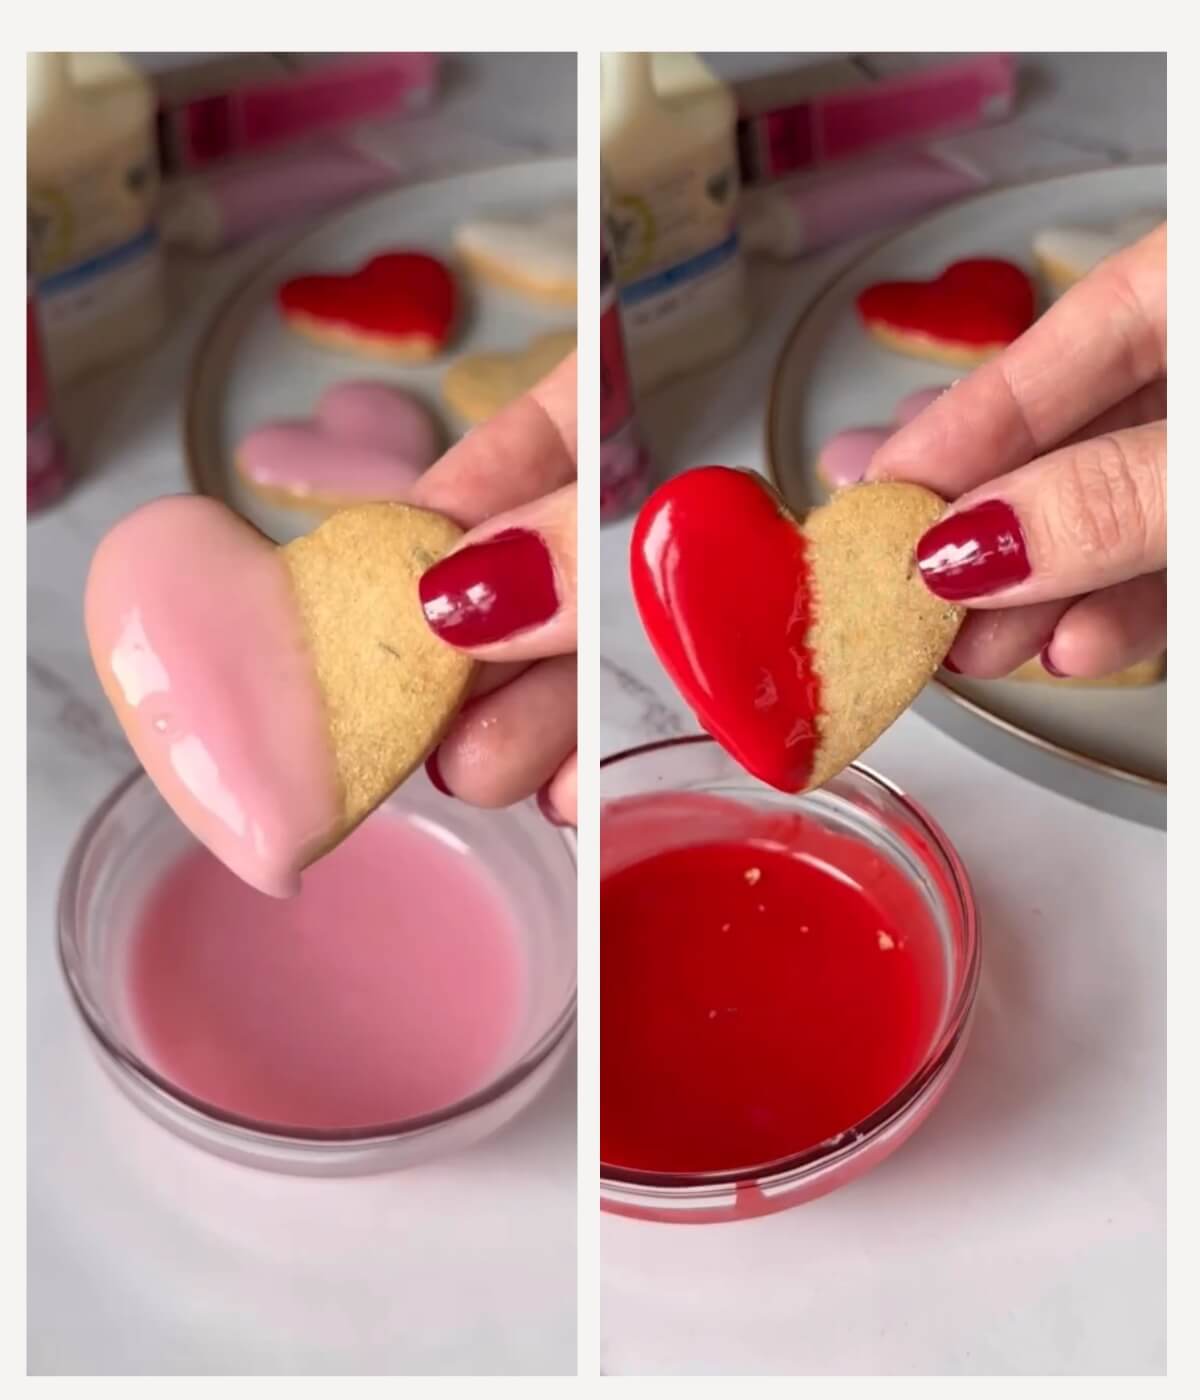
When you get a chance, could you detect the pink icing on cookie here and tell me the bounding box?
[237,381,439,505]
[893,386,944,428]
[816,428,892,489]
[315,381,440,456]
[817,386,945,487]
[85,496,338,897]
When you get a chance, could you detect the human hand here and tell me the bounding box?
[412,353,577,825]
[867,224,1166,679]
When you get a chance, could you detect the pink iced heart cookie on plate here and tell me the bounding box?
[237,381,441,511]
[817,387,945,489]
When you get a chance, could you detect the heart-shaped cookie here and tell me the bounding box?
[454,204,577,308]
[86,497,474,897]
[631,468,963,793]
[278,251,457,361]
[442,328,576,424]
[817,386,944,489]
[1032,211,1163,295]
[856,258,1036,366]
[237,381,441,510]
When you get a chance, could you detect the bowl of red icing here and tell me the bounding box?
[601,736,979,1223]
[59,768,576,1175]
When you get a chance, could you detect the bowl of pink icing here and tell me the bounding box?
[58,767,576,1175]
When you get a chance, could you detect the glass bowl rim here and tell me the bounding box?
[599,735,981,1193]
[57,767,578,1148]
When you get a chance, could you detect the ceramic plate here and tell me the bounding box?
[767,164,1166,826]
[186,158,577,543]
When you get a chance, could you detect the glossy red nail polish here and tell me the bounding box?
[916,499,1031,601]
[419,528,558,647]
[425,750,452,797]
[1040,643,1067,678]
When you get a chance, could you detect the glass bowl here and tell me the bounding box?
[58,769,576,1176]
[600,736,979,1224]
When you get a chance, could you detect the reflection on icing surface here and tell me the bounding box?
[169,734,248,841]
[630,467,823,792]
[85,496,336,897]
[110,611,169,706]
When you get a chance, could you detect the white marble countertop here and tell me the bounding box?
[601,53,1166,1377]
[27,53,577,1377]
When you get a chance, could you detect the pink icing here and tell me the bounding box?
[85,496,338,897]
[817,427,891,488]
[127,809,527,1130]
[817,386,945,487]
[893,386,945,428]
[238,381,439,504]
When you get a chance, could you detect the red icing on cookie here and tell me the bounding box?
[630,467,822,792]
[856,258,1035,350]
[278,252,457,350]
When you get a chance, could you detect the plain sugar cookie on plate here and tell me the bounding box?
[1003,654,1165,687]
[454,204,577,308]
[443,328,577,424]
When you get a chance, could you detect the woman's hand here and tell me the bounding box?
[411,353,578,825]
[867,224,1166,679]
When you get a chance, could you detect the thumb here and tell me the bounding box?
[417,482,577,661]
[914,423,1166,608]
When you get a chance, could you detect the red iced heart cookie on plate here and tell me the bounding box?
[631,467,963,793]
[278,252,457,362]
[856,258,1036,366]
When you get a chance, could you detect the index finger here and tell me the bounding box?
[411,352,577,528]
[867,223,1166,497]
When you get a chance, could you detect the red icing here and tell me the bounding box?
[278,252,457,348]
[856,257,1036,348]
[630,467,822,792]
[601,825,944,1175]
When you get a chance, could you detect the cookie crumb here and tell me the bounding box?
[877,930,895,951]
[744,867,761,885]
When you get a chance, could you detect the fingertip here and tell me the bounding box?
[425,748,453,797]
[536,782,571,827]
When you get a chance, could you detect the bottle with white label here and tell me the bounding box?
[27,52,167,384]
[600,52,749,393]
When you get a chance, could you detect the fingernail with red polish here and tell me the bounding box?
[1040,643,1067,678]
[916,500,1031,602]
[425,750,452,797]
[537,783,568,827]
[419,528,558,647]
